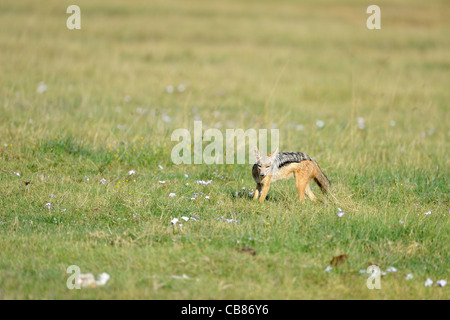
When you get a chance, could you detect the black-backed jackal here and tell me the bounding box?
[252,148,330,203]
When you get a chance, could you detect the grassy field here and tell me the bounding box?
[0,0,449,299]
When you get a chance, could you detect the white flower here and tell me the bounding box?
[169,193,176,197]
[37,81,47,94]
[405,273,413,280]
[13,172,20,177]
[162,115,172,123]
[424,278,433,287]
[205,196,210,199]
[44,203,53,210]
[170,274,191,280]
[357,117,365,130]
[49,194,56,198]
[184,174,188,178]
[337,208,345,218]
[316,120,325,129]
[324,266,332,273]
[390,120,396,127]
[100,178,107,184]
[386,266,397,273]
[128,170,136,175]
[158,165,164,170]
[424,211,431,215]
[96,273,111,286]
[177,84,186,92]
[166,85,174,94]
[158,180,166,184]
[181,216,189,222]
[436,280,447,287]
[170,218,179,225]
[195,179,212,186]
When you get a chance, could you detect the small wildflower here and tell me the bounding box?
[162,115,172,123]
[100,178,107,184]
[170,218,179,225]
[128,170,136,175]
[170,274,191,280]
[196,179,212,186]
[405,273,413,280]
[316,120,325,129]
[424,211,431,215]
[13,172,20,177]
[96,273,111,286]
[158,180,166,184]
[324,266,333,273]
[337,208,345,218]
[181,216,189,222]
[357,117,366,130]
[166,85,174,94]
[44,203,53,210]
[169,193,176,197]
[436,280,447,287]
[386,266,397,273]
[37,81,48,94]
[424,278,433,287]
[158,165,164,170]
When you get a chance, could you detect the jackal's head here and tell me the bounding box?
[254,147,278,177]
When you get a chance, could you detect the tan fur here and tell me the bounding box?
[253,159,326,203]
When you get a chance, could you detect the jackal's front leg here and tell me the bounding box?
[259,176,271,202]
[253,183,262,200]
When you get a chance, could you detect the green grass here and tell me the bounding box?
[0,0,449,299]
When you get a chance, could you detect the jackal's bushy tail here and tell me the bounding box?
[313,160,331,193]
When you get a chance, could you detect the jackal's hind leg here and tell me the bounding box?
[305,183,317,202]
[294,174,307,203]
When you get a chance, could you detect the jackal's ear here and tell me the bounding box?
[269,147,278,159]
[254,147,262,162]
